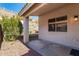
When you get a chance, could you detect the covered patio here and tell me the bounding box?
[19,3,79,56]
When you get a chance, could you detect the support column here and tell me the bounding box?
[23,17,29,43]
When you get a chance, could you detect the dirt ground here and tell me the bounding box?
[0,40,30,56]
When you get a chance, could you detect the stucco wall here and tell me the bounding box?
[39,4,79,50]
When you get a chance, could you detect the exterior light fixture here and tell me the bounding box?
[74,16,78,21]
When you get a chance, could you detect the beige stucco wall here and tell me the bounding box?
[39,4,79,50]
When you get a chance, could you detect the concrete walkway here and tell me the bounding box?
[27,40,72,56]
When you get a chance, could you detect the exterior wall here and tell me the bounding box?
[39,4,79,50]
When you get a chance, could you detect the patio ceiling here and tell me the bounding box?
[19,3,68,17]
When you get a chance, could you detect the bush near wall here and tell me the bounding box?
[0,16,23,41]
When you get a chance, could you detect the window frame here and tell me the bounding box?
[48,15,67,32]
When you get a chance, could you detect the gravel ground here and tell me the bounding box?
[0,40,30,56]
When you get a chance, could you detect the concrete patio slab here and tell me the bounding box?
[27,40,72,56]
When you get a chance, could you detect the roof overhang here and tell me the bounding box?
[19,3,68,17]
[18,3,34,16]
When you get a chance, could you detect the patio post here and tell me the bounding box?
[23,17,29,44]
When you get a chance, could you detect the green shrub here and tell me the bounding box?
[0,16,23,41]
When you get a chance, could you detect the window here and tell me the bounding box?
[48,15,67,32]
[48,24,55,31]
[56,23,67,32]
[48,18,55,23]
[56,16,67,22]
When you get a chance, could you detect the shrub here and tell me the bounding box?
[0,16,23,41]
